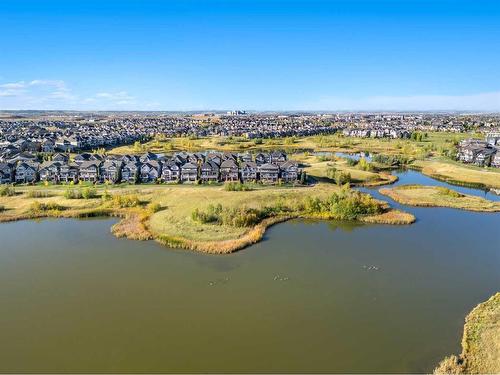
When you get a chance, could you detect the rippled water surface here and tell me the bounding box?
[0,170,498,373]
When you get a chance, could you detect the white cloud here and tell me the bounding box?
[0,80,142,110]
[0,79,75,104]
[305,92,500,112]
[0,81,27,90]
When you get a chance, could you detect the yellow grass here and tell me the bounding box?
[434,293,500,374]
[380,185,500,212]
[360,209,416,224]
[413,160,500,189]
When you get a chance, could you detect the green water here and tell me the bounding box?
[0,171,499,372]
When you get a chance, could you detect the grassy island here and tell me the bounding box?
[380,185,500,212]
[412,160,500,190]
[0,182,414,254]
[434,293,500,374]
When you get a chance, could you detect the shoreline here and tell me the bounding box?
[434,293,500,374]
[0,205,415,255]
[380,185,500,212]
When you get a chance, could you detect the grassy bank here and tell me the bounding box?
[412,159,500,190]
[434,293,500,374]
[380,185,500,212]
[0,182,415,254]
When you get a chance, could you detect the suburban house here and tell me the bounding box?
[140,160,162,183]
[280,160,299,182]
[238,152,253,163]
[0,163,13,183]
[240,161,258,182]
[78,161,101,182]
[41,139,55,153]
[121,162,140,183]
[39,161,62,183]
[161,161,181,182]
[255,153,269,165]
[15,162,38,183]
[220,159,239,181]
[53,153,70,163]
[491,152,500,168]
[457,139,499,167]
[206,153,222,166]
[200,161,219,182]
[270,151,287,165]
[60,163,79,183]
[259,163,280,183]
[100,160,123,183]
[475,148,496,167]
[139,152,158,163]
[180,162,198,183]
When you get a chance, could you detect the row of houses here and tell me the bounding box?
[0,114,338,153]
[456,139,500,168]
[342,128,411,139]
[0,151,301,185]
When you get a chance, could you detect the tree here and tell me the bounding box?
[326,166,337,180]
[300,171,307,184]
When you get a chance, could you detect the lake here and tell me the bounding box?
[0,170,498,373]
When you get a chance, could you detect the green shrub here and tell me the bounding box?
[101,189,112,201]
[436,187,463,198]
[27,190,52,198]
[372,154,410,166]
[334,171,351,186]
[224,182,253,191]
[300,171,307,184]
[112,194,141,208]
[0,185,15,197]
[64,188,83,199]
[304,186,382,220]
[346,158,358,166]
[191,204,265,227]
[29,201,63,214]
[326,166,337,179]
[357,157,374,171]
[147,202,162,213]
[191,203,222,224]
[81,187,97,199]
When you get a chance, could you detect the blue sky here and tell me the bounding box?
[1,0,499,111]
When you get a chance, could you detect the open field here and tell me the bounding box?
[0,182,414,254]
[434,293,500,374]
[380,185,500,212]
[109,131,473,159]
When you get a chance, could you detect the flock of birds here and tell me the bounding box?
[208,265,380,286]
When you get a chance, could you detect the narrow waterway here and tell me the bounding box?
[0,169,498,373]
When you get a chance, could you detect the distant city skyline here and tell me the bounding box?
[1,0,499,111]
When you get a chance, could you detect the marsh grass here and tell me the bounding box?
[26,190,53,198]
[0,185,16,197]
[380,185,500,212]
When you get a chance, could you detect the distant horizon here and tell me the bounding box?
[1,108,500,115]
